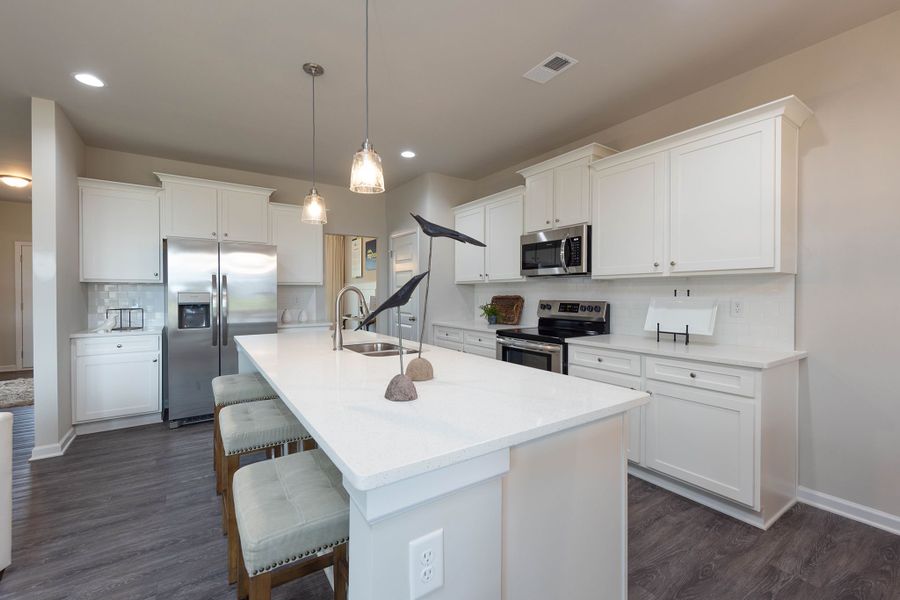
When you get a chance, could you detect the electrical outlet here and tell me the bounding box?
[409,529,444,598]
[731,300,745,318]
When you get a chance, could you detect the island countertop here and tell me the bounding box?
[235,329,648,491]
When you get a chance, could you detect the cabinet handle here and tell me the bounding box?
[224,232,229,237]
[211,232,217,237]
[653,262,659,268]
[116,344,122,348]
[597,357,603,362]
[555,218,560,223]
[153,272,159,277]
[152,358,158,363]
[670,260,676,266]
[546,220,550,224]
[689,372,696,378]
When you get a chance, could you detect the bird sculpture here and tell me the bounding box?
[406,213,486,382]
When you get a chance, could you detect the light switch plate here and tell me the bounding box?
[409,528,444,598]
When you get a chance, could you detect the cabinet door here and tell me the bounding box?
[80,187,161,282]
[485,194,524,282]
[644,382,756,506]
[220,189,270,243]
[591,153,667,277]
[268,204,324,284]
[669,120,776,273]
[523,171,554,232]
[74,351,161,422]
[568,365,643,464]
[454,206,486,283]
[553,158,591,228]
[163,182,219,240]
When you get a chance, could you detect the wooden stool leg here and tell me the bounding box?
[302,438,317,451]
[333,543,349,600]
[215,425,226,496]
[237,534,249,600]
[272,444,283,458]
[287,441,299,454]
[213,405,220,473]
[226,454,241,584]
[248,572,272,600]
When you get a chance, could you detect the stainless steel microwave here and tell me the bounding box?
[520,224,590,277]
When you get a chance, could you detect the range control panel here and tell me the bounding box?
[536,300,609,321]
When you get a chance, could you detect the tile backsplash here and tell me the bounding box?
[277,285,323,324]
[474,274,795,350]
[87,283,165,329]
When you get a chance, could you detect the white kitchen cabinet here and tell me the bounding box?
[71,333,161,425]
[453,187,525,284]
[156,173,275,243]
[268,203,324,285]
[644,381,756,506]
[668,120,776,273]
[79,178,162,283]
[590,97,810,279]
[591,153,667,277]
[519,144,617,233]
[432,325,498,358]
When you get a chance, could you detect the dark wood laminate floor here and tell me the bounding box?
[0,406,897,599]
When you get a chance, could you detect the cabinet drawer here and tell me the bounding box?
[464,331,495,350]
[645,357,756,397]
[75,335,160,357]
[434,327,463,344]
[434,338,463,352]
[463,344,496,359]
[568,346,641,376]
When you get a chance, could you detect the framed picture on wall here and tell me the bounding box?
[351,237,362,278]
[365,238,377,271]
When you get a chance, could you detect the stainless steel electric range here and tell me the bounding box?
[495,299,610,374]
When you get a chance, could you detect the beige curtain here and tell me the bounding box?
[324,234,346,324]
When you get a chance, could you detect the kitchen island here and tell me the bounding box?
[236,329,648,600]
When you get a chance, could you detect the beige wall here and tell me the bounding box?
[474,12,900,516]
[0,201,31,367]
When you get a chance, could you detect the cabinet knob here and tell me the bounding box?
[152,358,158,363]
[555,218,560,223]
[597,357,603,362]
[670,260,676,266]
[153,272,159,277]
[212,232,217,237]
[653,262,659,268]
[546,220,550,224]
[689,372,697,378]
[116,344,122,348]
[224,233,229,237]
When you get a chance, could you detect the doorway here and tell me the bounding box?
[324,234,378,331]
[15,242,32,369]
[389,230,420,343]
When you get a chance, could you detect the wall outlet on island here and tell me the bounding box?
[731,299,745,318]
[409,528,444,598]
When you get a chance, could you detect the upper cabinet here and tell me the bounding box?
[156,173,274,243]
[268,203,324,285]
[79,178,162,283]
[454,187,525,284]
[518,144,617,233]
[591,96,812,279]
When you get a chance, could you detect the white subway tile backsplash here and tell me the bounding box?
[87,283,165,328]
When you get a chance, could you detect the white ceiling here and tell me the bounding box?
[1,0,899,202]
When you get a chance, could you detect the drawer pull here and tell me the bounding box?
[597,357,603,363]
[689,372,697,378]
[152,358,158,363]
[116,344,123,349]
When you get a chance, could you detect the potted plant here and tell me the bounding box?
[480,303,500,325]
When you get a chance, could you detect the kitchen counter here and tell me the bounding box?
[276,321,332,330]
[235,328,647,600]
[70,326,163,339]
[431,319,518,334]
[568,334,806,369]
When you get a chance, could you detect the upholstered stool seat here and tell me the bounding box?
[233,450,349,600]
[212,373,278,407]
[220,399,310,455]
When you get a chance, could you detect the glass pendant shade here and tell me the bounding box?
[349,142,385,194]
[301,188,327,224]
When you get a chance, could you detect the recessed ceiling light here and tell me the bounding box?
[400,150,416,158]
[74,73,105,87]
[0,175,31,188]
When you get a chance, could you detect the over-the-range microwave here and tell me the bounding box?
[520,224,590,277]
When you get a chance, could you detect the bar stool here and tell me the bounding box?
[232,449,349,600]
[219,398,313,583]
[212,373,279,495]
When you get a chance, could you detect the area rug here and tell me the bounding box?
[0,377,34,408]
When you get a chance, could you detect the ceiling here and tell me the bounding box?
[1,0,899,202]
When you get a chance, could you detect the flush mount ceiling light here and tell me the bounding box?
[73,73,105,87]
[349,0,385,194]
[301,62,327,225]
[400,150,416,159]
[0,175,31,188]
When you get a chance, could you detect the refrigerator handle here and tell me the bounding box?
[211,274,219,347]
[222,274,229,346]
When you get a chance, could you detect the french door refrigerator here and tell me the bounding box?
[164,237,277,426]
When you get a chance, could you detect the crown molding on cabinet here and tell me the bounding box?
[516,143,618,178]
[153,172,277,196]
[455,185,525,210]
[77,177,162,193]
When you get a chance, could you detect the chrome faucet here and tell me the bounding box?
[333,286,371,350]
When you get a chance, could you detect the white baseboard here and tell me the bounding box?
[30,427,76,461]
[0,365,22,373]
[798,486,900,535]
[74,413,162,435]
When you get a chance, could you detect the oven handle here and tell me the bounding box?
[559,235,569,274]
[497,337,563,354]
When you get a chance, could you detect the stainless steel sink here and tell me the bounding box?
[344,342,411,357]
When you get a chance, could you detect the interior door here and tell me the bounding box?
[390,231,419,344]
[18,243,33,368]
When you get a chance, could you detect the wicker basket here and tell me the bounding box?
[490,295,524,325]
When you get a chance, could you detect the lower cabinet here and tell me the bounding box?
[433,325,497,358]
[568,365,643,464]
[72,335,162,425]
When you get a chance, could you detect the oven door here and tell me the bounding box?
[520,225,589,276]
[496,337,564,373]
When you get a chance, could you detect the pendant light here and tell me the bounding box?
[301,62,327,224]
[349,0,385,193]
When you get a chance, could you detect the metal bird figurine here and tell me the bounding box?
[355,271,429,331]
[410,213,486,246]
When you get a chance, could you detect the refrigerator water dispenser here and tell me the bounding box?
[177,292,211,329]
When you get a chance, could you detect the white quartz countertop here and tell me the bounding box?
[70,327,163,339]
[431,320,518,334]
[568,334,807,369]
[236,330,648,491]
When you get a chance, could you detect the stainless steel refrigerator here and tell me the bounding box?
[164,237,277,425]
